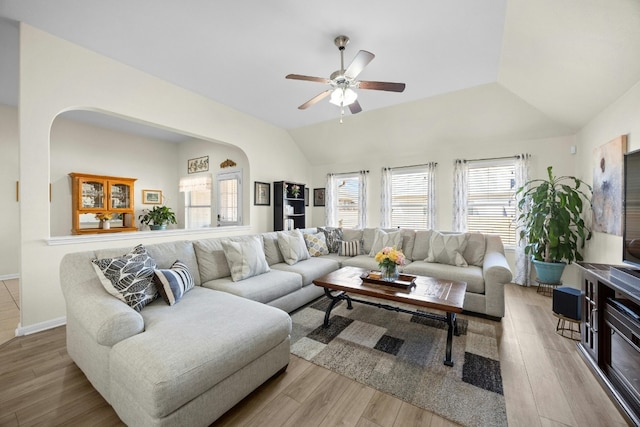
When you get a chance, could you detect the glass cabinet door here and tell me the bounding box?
[110,182,131,209]
[81,180,105,209]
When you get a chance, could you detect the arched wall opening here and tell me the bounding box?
[50,109,250,237]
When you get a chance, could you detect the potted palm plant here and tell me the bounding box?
[138,205,177,230]
[516,166,593,284]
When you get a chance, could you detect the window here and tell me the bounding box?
[328,173,363,228]
[466,159,517,246]
[383,164,436,229]
[217,171,242,226]
[180,175,212,229]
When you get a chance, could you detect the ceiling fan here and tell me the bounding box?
[286,35,406,121]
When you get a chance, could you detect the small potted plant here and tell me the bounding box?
[138,205,177,230]
[95,212,113,230]
[516,166,592,284]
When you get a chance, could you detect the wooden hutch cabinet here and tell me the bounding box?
[69,173,137,234]
[274,181,306,231]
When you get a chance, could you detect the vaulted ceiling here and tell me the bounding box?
[1,0,640,158]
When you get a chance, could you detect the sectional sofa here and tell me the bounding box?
[60,227,512,426]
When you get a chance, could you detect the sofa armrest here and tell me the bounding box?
[481,235,513,318]
[61,253,144,347]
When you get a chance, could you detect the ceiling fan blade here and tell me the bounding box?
[348,100,362,114]
[298,90,332,110]
[345,50,375,79]
[358,80,406,92]
[286,74,330,84]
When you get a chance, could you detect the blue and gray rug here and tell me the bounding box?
[290,297,507,427]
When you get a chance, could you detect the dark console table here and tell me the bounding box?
[577,263,640,426]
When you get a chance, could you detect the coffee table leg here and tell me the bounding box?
[444,312,455,366]
[323,287,352,328]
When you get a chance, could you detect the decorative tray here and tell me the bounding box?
[360,271,417,289]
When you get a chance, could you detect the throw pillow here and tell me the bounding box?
[318,227,343,253]
[303,232,329,257]
[368,229,403,256]
[277,230,311,265]
[222,236,270,282]
[338,240,361,257]
[463,232,486,267]
[91,244,158,312]
[426,231,469,267]
[153,261,195,305]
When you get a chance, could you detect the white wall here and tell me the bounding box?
[18,24,309,332]
[50,117,180,236]
[0,104,19,278]
[177,137,251,227]
[577,79,640,265]
[308,127,578,278]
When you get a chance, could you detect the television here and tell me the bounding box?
[623,148,640,267]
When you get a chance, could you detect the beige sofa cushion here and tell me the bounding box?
[222,236,270,282]
[464,232,486,267]
[368,229,403,256]
[426,231,469,267]
[277,230,310,265]
[411,230,433,261]
[193,236,256,282]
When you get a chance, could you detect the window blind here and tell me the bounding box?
[467,160,516,246]
[390,168,430,229]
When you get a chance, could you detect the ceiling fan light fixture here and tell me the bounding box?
[329,87,357,107]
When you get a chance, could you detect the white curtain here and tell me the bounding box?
[179,175,212,192]
[515,153,532,285]
[426,162,437,230]
[380,167,392,228]
[452,160,468,232]
[358,170,368,228]
[325,173,337,227]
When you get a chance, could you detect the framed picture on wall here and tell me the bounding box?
[188,156,209,174]
[254,181,270,206]
[314,188,325,206]
[142,190,162,204]
[304,187,309,206]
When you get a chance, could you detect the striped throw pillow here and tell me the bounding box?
[339,240,361,257]
[154,261,195,305]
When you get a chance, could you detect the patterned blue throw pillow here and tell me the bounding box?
[154,261,195,305]
[92,244,158,312]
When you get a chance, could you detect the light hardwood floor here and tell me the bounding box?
[0,278,19,345]
[0,284,631,426]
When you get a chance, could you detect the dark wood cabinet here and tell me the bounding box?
[274,181,305,231]
[577,263,640,426]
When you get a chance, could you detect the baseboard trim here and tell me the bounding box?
[16,317,66,336]
[0,273,19,281]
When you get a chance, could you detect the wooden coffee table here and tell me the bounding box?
[313,266,467,366]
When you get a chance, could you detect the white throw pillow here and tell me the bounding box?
[222,236,270,282]
[369,229,403,256]
[277,230,311,265]
[426,231,469,267]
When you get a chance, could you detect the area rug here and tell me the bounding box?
[290,298,507,427]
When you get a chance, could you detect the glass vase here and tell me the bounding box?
[381,264,399,282]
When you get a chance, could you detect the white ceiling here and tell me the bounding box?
[1,0,640,140]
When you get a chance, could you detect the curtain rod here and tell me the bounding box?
[329,170,369,175]
[385,162,437,170]
[459,154,528,163]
